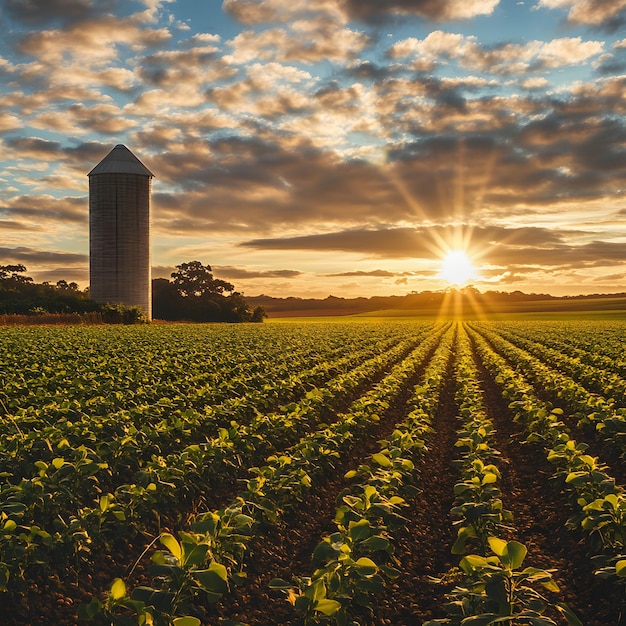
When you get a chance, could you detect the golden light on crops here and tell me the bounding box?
[439,250,476,286]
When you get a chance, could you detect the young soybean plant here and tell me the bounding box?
[424,537,582,626]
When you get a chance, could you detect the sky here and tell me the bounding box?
[1,0,626,299]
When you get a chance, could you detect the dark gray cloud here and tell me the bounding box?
[3,0,93,23]
[326,269,397,277]
[1,0,116,26]
[1,196,87,224]
[345,61,396,81]
[339,0,497,23]
[0,246,86,265]
[240,225,572,259]
[7,136,63,157]
[215,266,303,279]
[482,241,626,270]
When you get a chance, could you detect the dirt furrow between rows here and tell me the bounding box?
[371,356,460,625]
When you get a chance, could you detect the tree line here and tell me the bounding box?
[0,262,265,323]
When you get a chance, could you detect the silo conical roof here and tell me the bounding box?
[88,144,154,177]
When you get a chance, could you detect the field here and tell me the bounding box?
[1,320,625,625]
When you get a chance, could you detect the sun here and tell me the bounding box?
[439,250,476,285]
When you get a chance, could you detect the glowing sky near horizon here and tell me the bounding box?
[1,0,626,298]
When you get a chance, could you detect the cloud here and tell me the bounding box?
[0,112,21,132]
[225,22,368,65]
[224,0,500,26]
[2,0,111,25]
[6,136,62,158]
[389,32,604,74]
[325,269,398,277]
[214,266,303,279]
[1,0,624,298]
[223,0,345,25]
[17,17,171,66]
[135,88,626,237]
[488,241,626,269]
[0,195,87,225]
[0,246,87,265]
[538,0,626,29]
[340,0,500,22]
[240,225,570,259]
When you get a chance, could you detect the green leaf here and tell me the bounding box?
[182,542,209,567]
[481,472,497,485]
[361,535,390,551]
[484,578,507,607]
[380,564,401,579]
[309,578,327,602]
[208,561,228,582]
[268,578,293,590]
[540,578,560,593]
[160,532,182,562]
[110,578,127,600]
[295,594,313,613]
[372,453,392,468]
[503,540,527,569]
[616,560,626,577]
[195,566,229,597]
[355,557,378,577]
[487,537,507,557]
[3,520,17,532]
[51,457,65,470]
[348,519,371,541]
[173,618,201,626]
[461,554,489,572]
[314,599,341,616]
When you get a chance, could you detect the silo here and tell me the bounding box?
[88,144,154,319]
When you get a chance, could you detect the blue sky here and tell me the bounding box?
[1,0,626,298]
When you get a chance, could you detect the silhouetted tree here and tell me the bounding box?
[152,261,265,322]
[171,261,234,297]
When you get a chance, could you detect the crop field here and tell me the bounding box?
[1,320,625,626]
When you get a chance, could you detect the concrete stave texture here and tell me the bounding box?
[88,145,153,319]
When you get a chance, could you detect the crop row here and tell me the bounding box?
[491,321,626,373]
[468,326,626,604]
[469,323,626,457]
[424,325,579,626]
[493,321,626,379]
[485,323,626,407]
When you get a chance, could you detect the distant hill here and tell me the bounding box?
[247,289,626,318]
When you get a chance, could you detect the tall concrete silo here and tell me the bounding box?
[88,144,154,319]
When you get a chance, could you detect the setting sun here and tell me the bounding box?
[439,250,476,285]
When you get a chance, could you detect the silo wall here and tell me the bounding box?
[89,172,152,319]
